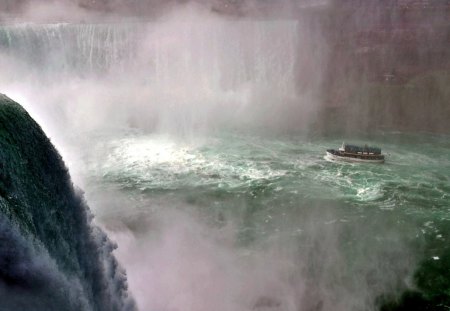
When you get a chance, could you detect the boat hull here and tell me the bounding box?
[325,151,385,164]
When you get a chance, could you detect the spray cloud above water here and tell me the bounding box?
[1,0,330,146]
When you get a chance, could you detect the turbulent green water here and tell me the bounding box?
[77,129,450,311]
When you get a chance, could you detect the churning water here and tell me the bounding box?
[75,129,450,311]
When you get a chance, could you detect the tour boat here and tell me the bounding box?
[326,142,385,163]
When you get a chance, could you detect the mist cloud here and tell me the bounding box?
[1,0,331,22]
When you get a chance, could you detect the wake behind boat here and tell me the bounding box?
[326,143,385,163]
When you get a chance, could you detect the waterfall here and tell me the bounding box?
[0,21,299,90]
[0,18,313,134]
[0,94,136,311]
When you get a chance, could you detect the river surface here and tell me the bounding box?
[72,129,450,311]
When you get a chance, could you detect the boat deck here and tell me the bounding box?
[326,149,385,163]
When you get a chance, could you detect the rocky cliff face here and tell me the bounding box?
[326,0,449,84]
[319,0,450,133]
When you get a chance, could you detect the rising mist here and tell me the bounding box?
[1,1,449,311]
